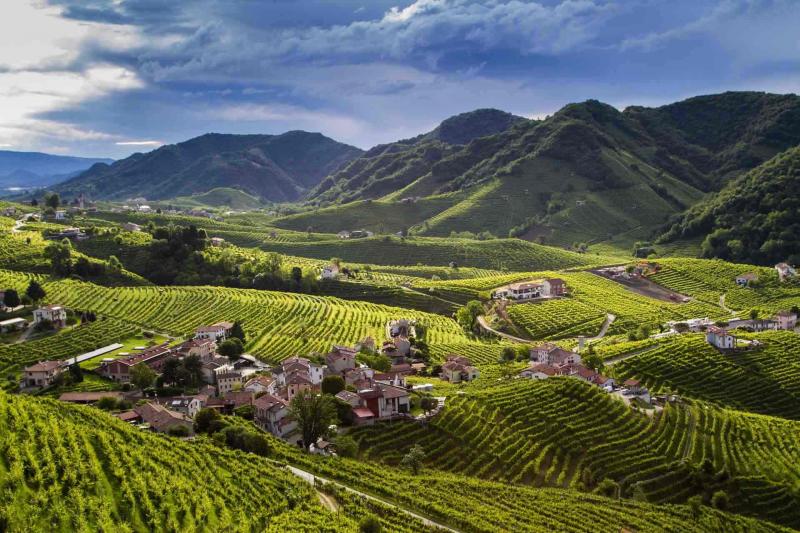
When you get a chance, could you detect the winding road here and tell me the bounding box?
[477,313,616,344]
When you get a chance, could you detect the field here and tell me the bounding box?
[613,331,800,419]
[506,299,607,339]
[0,392,429,532]
[348,378,800,529]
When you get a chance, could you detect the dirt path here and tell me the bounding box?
[284,465,459,532]
[316,490,339,512]
[588,314,616,341]
[719,293,737,316]
[14,325,35,344]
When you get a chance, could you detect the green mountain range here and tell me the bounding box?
[55,131,363,203]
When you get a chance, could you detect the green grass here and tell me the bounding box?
[171,187,264,210]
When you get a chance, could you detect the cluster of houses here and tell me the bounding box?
[705,310,798,350]
[517,342,643,397]
[5,303,67,336]
[336,230,373,239]
[491,278,566,301]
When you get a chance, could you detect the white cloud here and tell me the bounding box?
[115,140,163,146]
[213,103,367,141]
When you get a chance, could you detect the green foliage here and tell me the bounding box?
[217,338,244,360]
[334,435,359,459]
[25,280,46,302]
[130,363,156,392]
[289,390,337,449]
[401,444,425,475]
[321,375,345,396]
[194,407,221,434]
[456,300,483,333]
[2,288,19,308]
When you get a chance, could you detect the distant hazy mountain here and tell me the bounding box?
[56,131,363,202]
[0,150,113,188]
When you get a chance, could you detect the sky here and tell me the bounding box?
[0,0,798,159]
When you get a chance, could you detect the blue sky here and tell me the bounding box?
[0,0,798,158]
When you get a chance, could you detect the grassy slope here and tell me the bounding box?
[171,187,264,210]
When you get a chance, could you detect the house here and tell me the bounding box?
[134,402,193,434]
[623,379,644,395]
[210,237,225,247]
[33,304,68,328]
[176,338,217,360]
[224,390,255,409]
[706,326,737,350]
[122,222,142,232]
[567,364,597,383]
[0,317,28,333]
[335,390,361,407]
[98,343,172,382]
[321,264,340,280]
[591,374,615,392]
[530,343,581,366]
[54,209,67,220]
[337,231,351,239]
[137,205,152,213]
[194,321,234,342]
[543,278,566,296]
[50,227,88,241]
[23,360,65,387]
[775,310,798,331]
[440,355,480,383]
[243,375,276,395]
[326,345,357,374]
[775,263,797,282]
[357,383,410,420]
[735,273,758,287]
[519,363,558,380]
[352,407,376,426]
[492,278,567,300]
[275,356,324,386]
[284,372,315,401]
[254,394,295,437]
[216,371,243,396]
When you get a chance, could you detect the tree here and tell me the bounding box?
[401,444,425,475]
[44,192,60,210]
[96,396,120,411]
[44,239,72,277]
[25,280,47,302]
[68,363,83,384]
[230,321,246,343]
[182,354,203,387]
[218,338,244,360]
[749,308,759,321]
[501,346,516,363]
[108,255,123,274]
[161,357,182,385]
[456,300,483,333]
[359,515,382,533]
[130,363,156,393]
[334,435,358,458]
[291,266,303,285]
[711,490,730,511]
[687,495,703,519]
[584,353,604,373]
[321,375,345,395]
[194,407,221,434]
[167,425,190,437]
[3,289,20,308]
[419,395,437,416]
[593,478,619,498]
[289,390,337,449]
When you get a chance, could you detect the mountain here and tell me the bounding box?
[0,150,112,188]
[55,131,363,202]
[658,145,800,265]
[308,108,528,203]
[299,92,800,246]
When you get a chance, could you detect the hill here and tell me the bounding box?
[308,92,800,247]
[54,131,363,203]
[0,150,112,188]
[171,187,264,210]
[658,145,800,265]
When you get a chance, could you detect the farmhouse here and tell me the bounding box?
[210,237,225,247]
[706,326,737,350]
[216,371,243,396]
[23,360,65,387]
[440,355,480,383]
[519,363,558,380]
[321,264,340,279]
[735,272,758,287]
[530,342,581,366]
[33,304,68,328]
[135,402,193,434]
[122,222,142,232]
[194,321,234,341]
[492,278,566,300]
[357,383,410,419]
[175,338,217,360]
[775,310,798,331]
[775,263,797,282]
[98,343,172,382]
[243,375,276,395]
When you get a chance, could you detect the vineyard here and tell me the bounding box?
[0,317,137,382]
[507,299,607,339]
[0,392,430,532]
[613,331,800,419]
[348,378,800,529]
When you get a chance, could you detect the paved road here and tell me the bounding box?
[588,314,616,341]
[284,465,459,532]
[476,315,530,343]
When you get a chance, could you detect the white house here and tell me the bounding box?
[194,321,234,342]
[23,360,65,387]
[122,222,142,232]
[254,394,295,437]
[735,273,758,287]
[775,311,798,331]
[519,363,558,380]
[530,343,581,366]
[321,264,340,280]
[775,263,797,282]
[706,326,737,349]
[54,210,67,220]
[33,305,68,328]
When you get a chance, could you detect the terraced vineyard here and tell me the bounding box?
[614,331,800,419]
[0,392,428,532]
[4,272,477,365]
[349,378,800,528]
[0,317,137,382]
[507,299,607,339]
